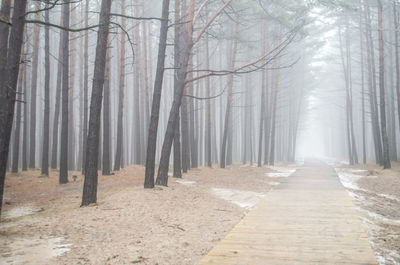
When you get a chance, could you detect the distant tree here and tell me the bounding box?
[29,8,41,169]
[41,2,51,176]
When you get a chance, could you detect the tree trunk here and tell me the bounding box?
[394,1,400,155]
[144,0,170,188]
[173,0,182,178]
[82,0,89,174]
[29,10,41,169]
[133,8,142,165]
[41,4,51,176]
[51,23,64,169]
[0,0,27,219]
[360,7,367,164]
[102,45,111,175]
[364,0,383,165]
[59,0,70,184]
[269,61,280,166]
[81,0,112,206]
[220,24,239,168]
[0,0,11,81]
[155,2,195,185]
[377,0,391,169]
[22,43,28,171]
[12,52,24,173]
[205,34,212,168]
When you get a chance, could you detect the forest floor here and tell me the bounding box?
[335,161,400,265]
[0,163,296,265]
[0,160,399,265]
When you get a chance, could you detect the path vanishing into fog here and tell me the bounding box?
[198,160,378,265]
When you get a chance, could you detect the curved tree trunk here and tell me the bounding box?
[81,0,113,206]
[144,0,171,188]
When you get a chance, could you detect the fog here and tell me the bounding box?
[1,0,399,206]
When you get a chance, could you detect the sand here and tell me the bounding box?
[0,164,289,265]
[337,162,400,265]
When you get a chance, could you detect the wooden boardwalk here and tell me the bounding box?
[198,161,378,265]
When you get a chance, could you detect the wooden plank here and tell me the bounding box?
[197,160,378,265]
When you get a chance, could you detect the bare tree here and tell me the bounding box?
[0,0,27,218]
[41,2,51,175]
[59,0,70,184]
[144,0,171,188]
[377,0,391,169]
[81,0,113,206]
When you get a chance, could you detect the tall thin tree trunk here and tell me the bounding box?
[81,0,113,206]
[82,0,89,174]
[102,45,111,175]
[133,7,142,165]
[364,0,383,164]
[377,0,391,169]
[394,0,400,153]
[41,4,51,175]
[173,0,182,178]
[360,6,367,164]
[269,61,280,166]
[29,10,41,169]
[144,0,170,188]
[51,25,64,169]
[205,34,212,168]
[12,52,24,173]
[220,24,239,168]
[59,0,70,184]
[22,43,28,171]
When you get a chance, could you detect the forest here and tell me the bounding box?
[0,0,400,264]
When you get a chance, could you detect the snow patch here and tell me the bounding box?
[335,169,365,191]
[175,179,196,186]
[265,166,296,178]
[4,205,43,219]
[1,237,71,265]
[349,169,368,173]
[358,207,400,226]
[268,181,280,186]
[211,188,265,210]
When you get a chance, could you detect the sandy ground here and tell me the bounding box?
[0,164,294,265]
[336,162,400,265]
